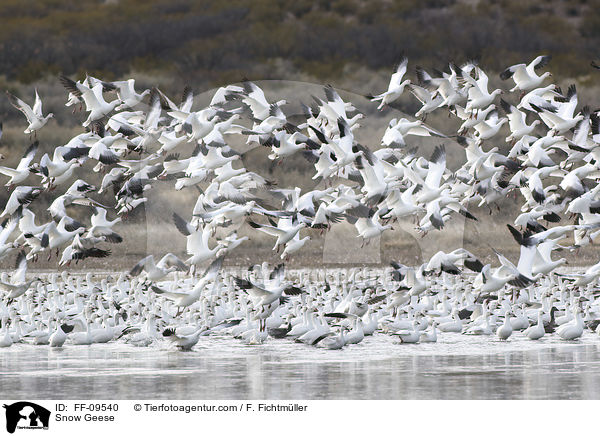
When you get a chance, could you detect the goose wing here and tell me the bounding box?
[6,92,36,124]
[157,253,188,272]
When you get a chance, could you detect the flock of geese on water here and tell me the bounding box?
[2,55,600,350]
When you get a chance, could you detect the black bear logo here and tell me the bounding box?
[3,402,50,433]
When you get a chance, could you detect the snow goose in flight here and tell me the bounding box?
[558,162,600,199]
[423,248,484,276]
[462,64,503,114]
[473,109,508,142]
[237,80,287,121]
[404,144,447,204]
[88,134,126,166]
[152,256,223,314]
[265,130,320,161]
[98,167,128,194]
[417,63,467,108]
[119,90,163,151]
[506,224,575,280]
[6,90,53,136]
[500,99,540,143]
[531,238,567,275]
[469,150,520,184]
[17,207,47,239]
[520,165,563,204]
[280,233,310,260]
[58,233,112,266]
[379,184,425,220]
[59,75,121,127]
[113,79,150,110]
[514,204,561,233]
[455,134,497,166]
[391,262,429,296]
[210,84,243,107]
[244,104,289,144]
[369,56,410,110]
[37,147,84,185]
[86,206,122,243]
[234,264,303,330]
[453,104,497,135]
[559,260,600,286]
[343,207,391,246]
[0,217,20,260]
[172,213,226,272]
[530,102,584,135]
[0,251,41,302]
[205,111,244,145]
[490,247,535,289]
[0,186,41,218]
[129,253,188,283]
[218,233,249,257]
[519,135,561,168]
[408,84,443,120]
[175,108,221,142]
[0,141,38,188]
[155,85,194,118]
[499,55,552,92]
[213,160,246,184]
[162,326,208,351]
[313,85,361,128]
[381,117,445,149]
[41,219,86,259]
[473,263,515,294]
[517,84,561,112]
[248,217,305,253]
[47,180,97,220]
[355,153,395,206]
[157,130,187,155]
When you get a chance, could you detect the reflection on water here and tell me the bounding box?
[2,333,600,399]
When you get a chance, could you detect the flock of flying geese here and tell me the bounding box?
[1,54,600,350]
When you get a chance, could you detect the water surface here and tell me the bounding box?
[2,333,600,400]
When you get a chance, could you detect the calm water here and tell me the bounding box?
[2,333,600,400]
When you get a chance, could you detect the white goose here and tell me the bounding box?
[381,117,445,149]
[462,64,503,114]
[500,99,541,143]
[0,318,12,348]
[523,310,545,340]
[496,314,513,340]
[129,253,188,282]
[556,307,584,340]
[0,141,38,188]
[500,55,552,92]
[162,326,207,351]
[151,256,223,312]
[6,90,54,135]
[113,79,150,110]
[370,56,410,110]
[49,323,74,348]
[59,76,121,127]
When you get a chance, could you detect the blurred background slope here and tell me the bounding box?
[0,0,598,85]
